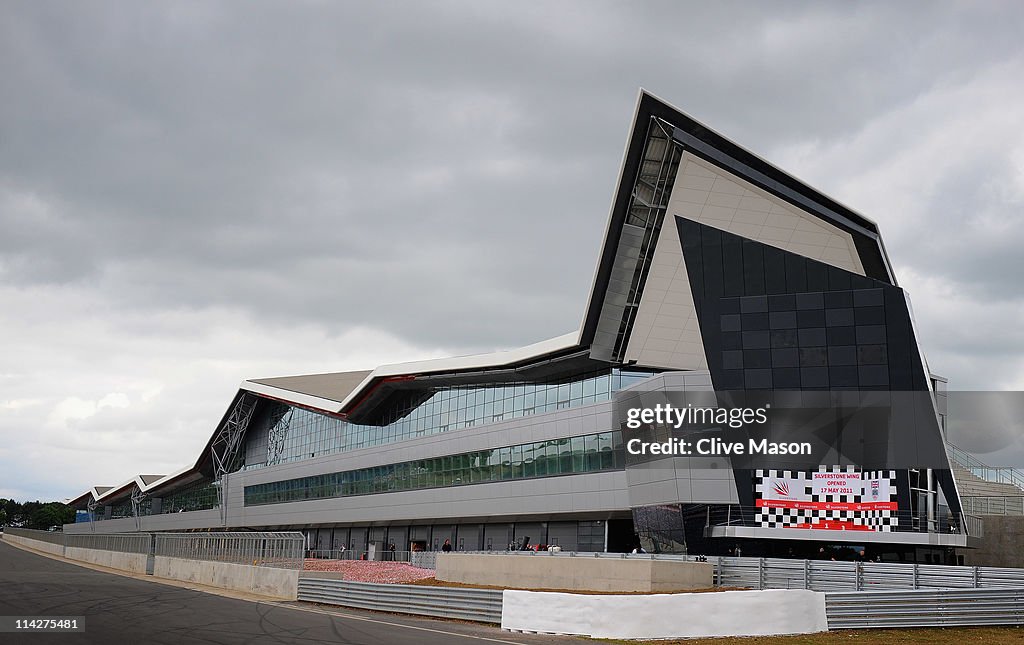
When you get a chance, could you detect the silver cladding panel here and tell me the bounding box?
[621,371,740,506]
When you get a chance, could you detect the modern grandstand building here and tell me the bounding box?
[66,91,978,561]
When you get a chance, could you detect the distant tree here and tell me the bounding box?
[28,502,74,530]
[2,499,25,526]
[21,501,41,527]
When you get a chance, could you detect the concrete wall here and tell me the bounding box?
[501,588,828,639]
[153,556,299,600]
[3,533,64,557]
[64,546,149,575]
[961,516,1024,567]
[436,554,713,593]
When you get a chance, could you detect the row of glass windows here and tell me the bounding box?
[92,480,218,521]
[159,480,219,514]
[245,368,653,470]
[243,430,624,507]
[109,502,133,519]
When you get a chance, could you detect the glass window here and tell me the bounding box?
[511,446,524,479]
[560,441,573,473]
[545,441,559,475]
[598,432,614,470]
[557,382,570,405]
[570,380,583,403]
[523,445,536,478]
[611,431,625,469]
[572,436,586,472]
[585,434,601,471]
[499,447,512,480]
[523,390,536,409]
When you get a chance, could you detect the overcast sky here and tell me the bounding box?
[2,1,1024,501]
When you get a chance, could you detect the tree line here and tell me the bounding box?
[0,499,75,530]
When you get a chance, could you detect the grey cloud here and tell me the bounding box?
[4,1,1024,497]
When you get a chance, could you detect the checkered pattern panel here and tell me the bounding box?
[755,467,898,532]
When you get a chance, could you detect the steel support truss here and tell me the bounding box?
[210,392,258,524]
[266,407,293,466]
[131,486,148,532]
[86,497,99,532]
[610,116,683,363]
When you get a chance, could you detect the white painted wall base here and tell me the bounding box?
[501,588,828,639]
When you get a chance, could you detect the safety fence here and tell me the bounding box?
[297,578,502,623]
[3,527,65,545]
[67,532,151,554]
[825,587,1024,628]
[305,548,438,570]
[307,548,364,561]
[411,551,438,570]
[962,496,1024,516]
[4,528,303,569]
[156,532,304,569]
[4,527,149,553]
[713,556,1024,591]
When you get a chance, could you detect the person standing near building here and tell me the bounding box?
[441,538,452,552]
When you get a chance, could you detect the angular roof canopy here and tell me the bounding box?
[248,370,373,404]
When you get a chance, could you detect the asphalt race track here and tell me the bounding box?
[0,540,580,645]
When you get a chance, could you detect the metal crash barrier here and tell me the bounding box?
[297,578,502,623]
